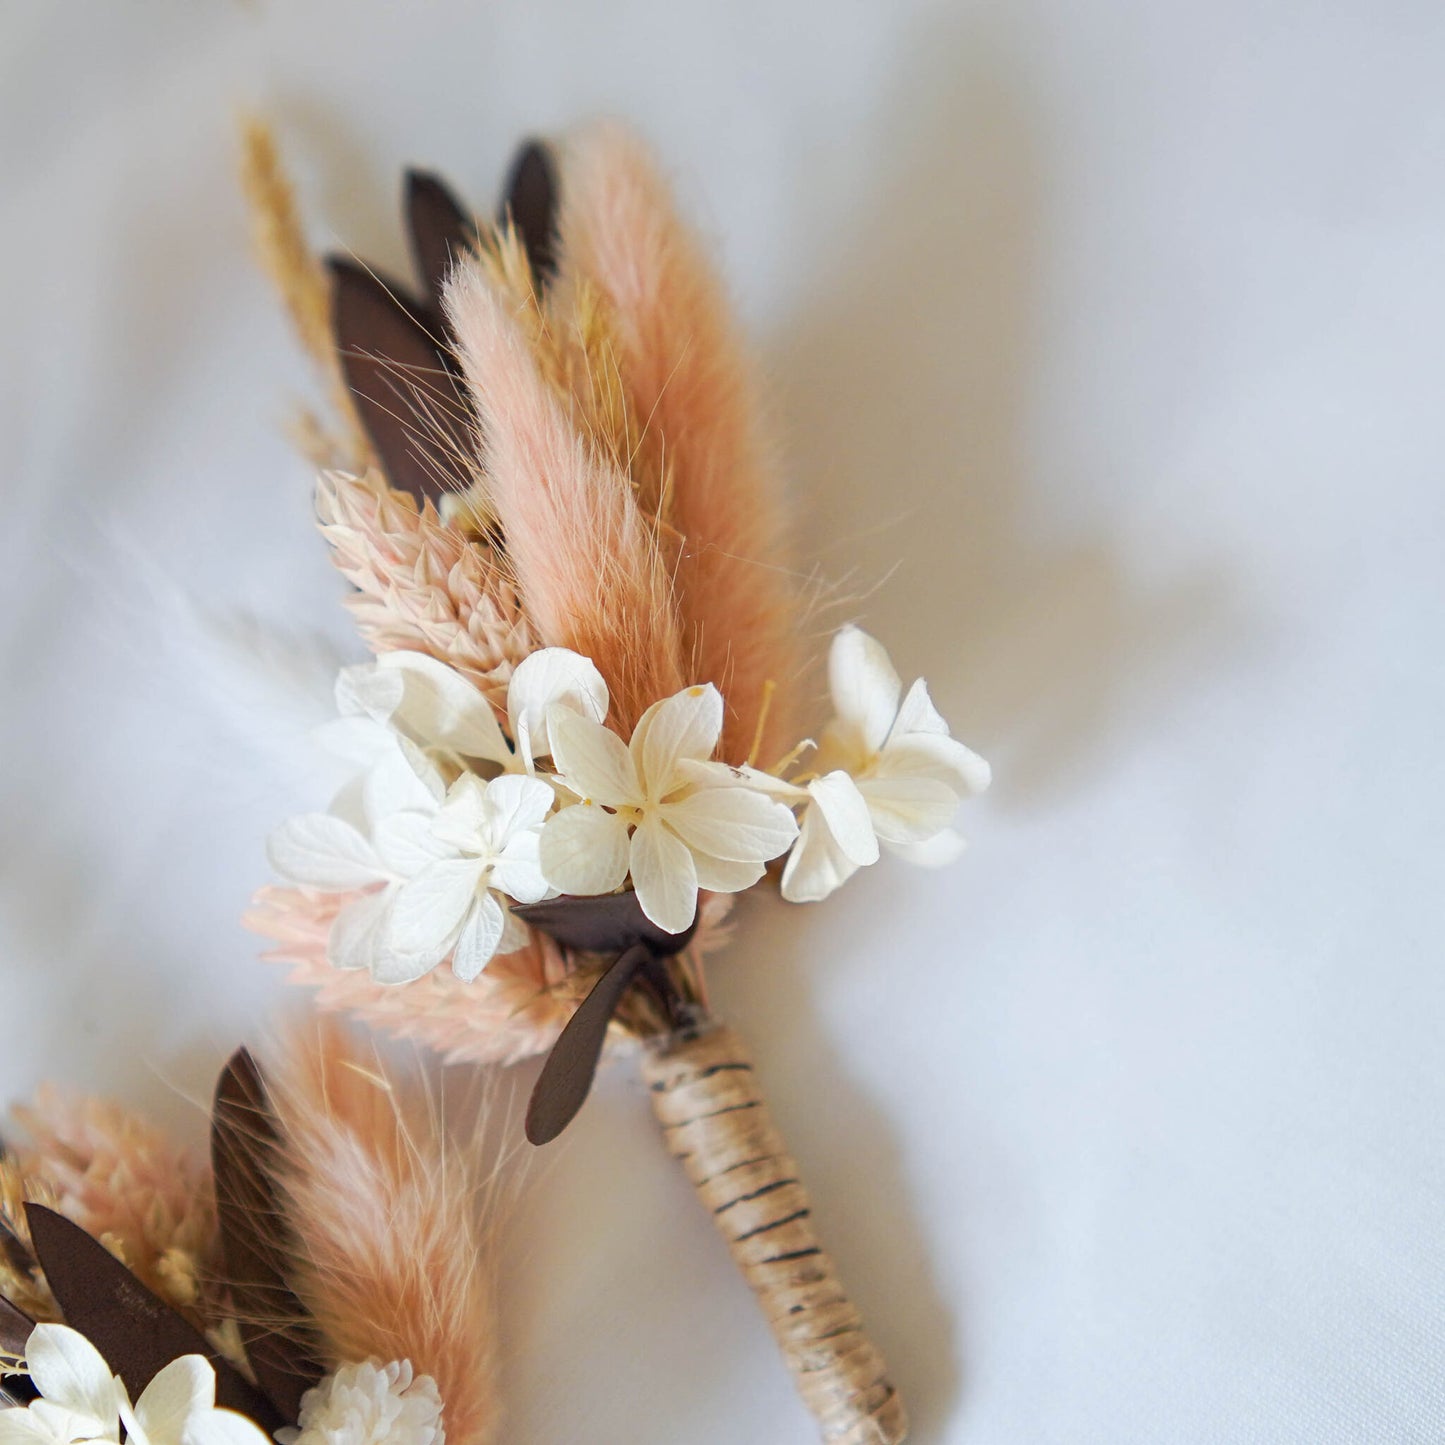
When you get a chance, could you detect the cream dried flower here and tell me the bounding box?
[315,471,532,700]
[539,683,799,933]
[0,1323,267,1445]
[286,1361,443,1445]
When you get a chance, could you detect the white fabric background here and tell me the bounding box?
[2,2,1443,1441]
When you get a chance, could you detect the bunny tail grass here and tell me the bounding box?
[263,1023,501,1445]
[445,257,685,735]
[643,1025,907,1445]
[555,122,799,766]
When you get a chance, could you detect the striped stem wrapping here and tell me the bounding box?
[643,1023,908,1445]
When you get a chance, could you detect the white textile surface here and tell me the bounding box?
[2,3,1442,1441]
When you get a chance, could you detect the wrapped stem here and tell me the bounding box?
[642,1024,908,1445]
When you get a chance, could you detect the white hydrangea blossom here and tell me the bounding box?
[539,684,800,934]
[383,772,554,982]
[268,647,605,980]
[287,1361,443,1445]
[769,626,991,902]
[268,626,987,963]
[0,1324,268,1445]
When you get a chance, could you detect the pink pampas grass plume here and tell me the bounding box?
[262,1022,500,1445]
[444,260,685,735]
[247,886,583,1066]
[554,121,799,765]
[247,886,734,1065]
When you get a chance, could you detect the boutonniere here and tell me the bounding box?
[242,119,989,1444]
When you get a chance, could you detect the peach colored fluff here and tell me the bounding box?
[554,121,799,766]
[444,262,686,735]
[263,1023,499,1445]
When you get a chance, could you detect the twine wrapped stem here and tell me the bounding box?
[642,1023,908,1445]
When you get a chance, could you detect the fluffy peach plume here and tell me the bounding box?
[248,886,734,1061]
[6,1091,217,1322]
[316,470,532,701]
[247,887,584,1065]
[555,121,799,765]
[263,1024,498,1445]
[445,261,685,734]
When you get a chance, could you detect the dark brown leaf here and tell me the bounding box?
[328,257,474,505]
[212,1050,324,1423]
[526,944,652,1146]
[24,1205,284,1433]
[513,892,697,957]
[0,1292,32,1356]
[405,171,477,315]
[500,139,558,286]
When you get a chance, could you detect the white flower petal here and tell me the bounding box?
[828,626,902,754]
[369,940,447,986]
[326,888,394,972]
[506,648,610,759]
[181,1412,272,1445]
[889,676,949,738]
[547,706,640,806]
[335,662,405,723]
[483,773,556,842]
[363,738,446,822]
[490,831,550,904]
[632,685,724,792]
[451,894,505,982]
[806,771,880,867]
[428,774,489,853]
[375,812,454,876]
[780,802,863,904]
[0,1408,69,1445]
[538,804,631,896]
[630,818,699,934]
[377,651,511,762]
[690,854,767,893]
[267,815,384,890]
[878,733,992,796]
[387,859,485,955]
[676,758,809,802]
[132,1358,214,1445]
[888,827,968,867]
[855,775,960,845]
[662,787,799,863]
[24,1326,120,1436]
[497,905,531,956]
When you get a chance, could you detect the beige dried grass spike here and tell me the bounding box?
[445,257,686,734]
[554,122,799,765]
[315,469,533,701]
[263,1022,500,1445]
[239,117,370,473]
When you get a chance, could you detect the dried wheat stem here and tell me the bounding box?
[642,1025,908,1445]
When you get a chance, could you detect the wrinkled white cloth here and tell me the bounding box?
[2,3,1443,1441]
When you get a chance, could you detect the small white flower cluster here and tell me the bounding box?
[0,1323,268,1445]
[285,1361,442,1445]
[270,627,989,983]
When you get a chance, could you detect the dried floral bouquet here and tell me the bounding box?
[244,120,989,1445]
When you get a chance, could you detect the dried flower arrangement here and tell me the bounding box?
[0,1027,501,1445]
[242,119,990,1444]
